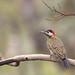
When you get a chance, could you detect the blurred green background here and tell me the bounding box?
[0,0,75,75]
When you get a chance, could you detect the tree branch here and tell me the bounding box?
[0,54,75,67]
[42,0,75,21]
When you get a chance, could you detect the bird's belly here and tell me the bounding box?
[47,41,54,54]
[47,42,65,59]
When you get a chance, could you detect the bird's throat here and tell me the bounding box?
[47,35,56,39]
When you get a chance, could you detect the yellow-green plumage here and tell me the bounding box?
[47,36,66,60]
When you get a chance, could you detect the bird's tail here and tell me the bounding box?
[62,58,70,68]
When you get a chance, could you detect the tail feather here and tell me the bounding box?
[62,58,70,68]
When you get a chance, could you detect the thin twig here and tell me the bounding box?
[42,0,75,21]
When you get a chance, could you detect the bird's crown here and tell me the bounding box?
[45,29,56,36]
[40,29,56,38]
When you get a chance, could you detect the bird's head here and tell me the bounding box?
[40,29,56,38]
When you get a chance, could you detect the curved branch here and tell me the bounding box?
[0,54,75,67]
[42,0,75,21]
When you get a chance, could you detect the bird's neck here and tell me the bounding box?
[48,36,56,39]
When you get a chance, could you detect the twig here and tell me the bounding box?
[0,54,75,67]
[42,0,75,21]
[46,15,65,21]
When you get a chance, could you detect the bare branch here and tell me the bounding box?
[0,54,75,67]
[42,0,75,21]
[58,4,61,10]
[42,0,55,13]
[46,15,65,21]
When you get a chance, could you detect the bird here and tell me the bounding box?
[40,29,70,68]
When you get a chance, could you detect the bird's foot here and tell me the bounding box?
[50,54,56,59]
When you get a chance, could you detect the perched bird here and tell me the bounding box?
[40,29,70,68]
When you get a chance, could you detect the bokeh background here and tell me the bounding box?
[0,0,75,75]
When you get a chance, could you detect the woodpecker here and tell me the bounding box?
[40,29,70,68]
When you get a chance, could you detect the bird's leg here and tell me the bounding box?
[49,50,56,59]
[50,54,56,59]
[49,51,61,62]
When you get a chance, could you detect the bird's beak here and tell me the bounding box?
[40,31,45,34]
[40,31,50,38]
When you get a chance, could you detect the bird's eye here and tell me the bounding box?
[47,31,49,33]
